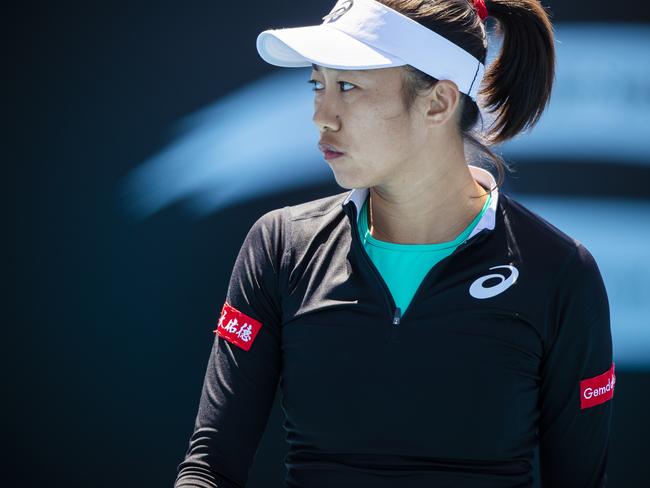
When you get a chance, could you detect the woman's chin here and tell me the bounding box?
[330,170,365,190]
[327,157,376,189]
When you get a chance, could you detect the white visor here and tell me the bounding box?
[256,0,485,101]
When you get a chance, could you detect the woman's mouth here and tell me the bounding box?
[318,143,345,160]
[323,149,344,160]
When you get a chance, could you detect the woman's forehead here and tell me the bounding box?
[311,63,372,73]
[311,63,399,77]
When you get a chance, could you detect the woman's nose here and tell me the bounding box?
[313,101,341,132]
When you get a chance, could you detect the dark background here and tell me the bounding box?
[6,1,650,486]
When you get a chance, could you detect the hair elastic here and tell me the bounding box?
[473,0,489,21]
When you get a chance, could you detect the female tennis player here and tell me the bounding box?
[175,1,615,487]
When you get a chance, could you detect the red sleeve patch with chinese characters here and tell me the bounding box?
[580,361,616,410]
[213,302,263,351]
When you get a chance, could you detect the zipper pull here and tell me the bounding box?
[392,307,401,326]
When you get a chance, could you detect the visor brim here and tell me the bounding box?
[256,24,407,70]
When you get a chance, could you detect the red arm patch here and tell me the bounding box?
[580,362,616,410]
[213,302,263,351]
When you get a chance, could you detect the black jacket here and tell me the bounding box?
[175,189,614,488]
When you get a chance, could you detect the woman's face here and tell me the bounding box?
[310,65,429,189]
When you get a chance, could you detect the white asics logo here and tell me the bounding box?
[322,0,354,23]
[469,265,519,299]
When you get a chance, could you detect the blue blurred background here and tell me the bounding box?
[6,1,649,486]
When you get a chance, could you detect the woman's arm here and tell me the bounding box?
[175,208,288,488]
[538,244,615,487]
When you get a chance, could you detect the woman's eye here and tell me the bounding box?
[307,79,324,91]
[307,79,355,92]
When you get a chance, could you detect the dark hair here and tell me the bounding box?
[379,0,556,196]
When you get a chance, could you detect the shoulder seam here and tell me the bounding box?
[542,243,580,357]
[280,205,292,296]
[289,192,349,222]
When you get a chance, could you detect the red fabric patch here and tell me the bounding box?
[580,362,616,410]
[213,302,262,351]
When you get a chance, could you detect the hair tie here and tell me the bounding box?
[473,0,489,21]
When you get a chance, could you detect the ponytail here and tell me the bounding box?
[481,0,556,144]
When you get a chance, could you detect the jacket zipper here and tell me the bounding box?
[397,228,492,322]
[392,307,401,325]
[346,202,399,340]
[345,200,492,340]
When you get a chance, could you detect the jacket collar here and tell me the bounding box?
[342,164,499,240]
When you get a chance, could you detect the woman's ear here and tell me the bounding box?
[424,80,461,127]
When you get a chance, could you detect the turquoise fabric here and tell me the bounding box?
[358,190,492,315]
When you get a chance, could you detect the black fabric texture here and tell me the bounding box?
[174,190,614,488]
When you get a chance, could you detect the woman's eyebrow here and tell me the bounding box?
[311,64,335,74]
[311,63,364,76]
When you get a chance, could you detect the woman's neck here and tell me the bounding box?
[367,164,488,245]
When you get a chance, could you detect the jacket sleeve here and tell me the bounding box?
[538,243,615,487]
[175,207,288,488]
